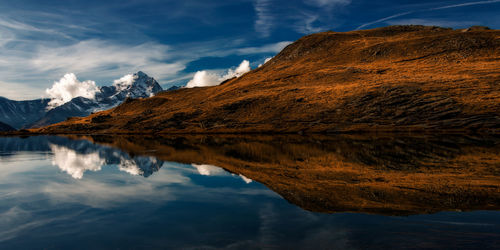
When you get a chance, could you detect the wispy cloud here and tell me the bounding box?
[0,81,46,100]
[431,0,500,10]
[0,37,185,100]
[31,40,184,80]
[356,0,500,30]
[356,11,414,30]
[253,0,352,37]
[0,16,75,42]
[305,0,351,8]
[0,13,179,99]
[236,41,292,54]
[0,10,293,100]
[293,12,325,34]
[254,0,274,37]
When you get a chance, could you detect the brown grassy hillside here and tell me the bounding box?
[36,25,500,134]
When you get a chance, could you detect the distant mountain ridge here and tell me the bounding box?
[0,97,50,129]
[0,71,163,129]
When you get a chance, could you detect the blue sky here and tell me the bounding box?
[1,0,499,100]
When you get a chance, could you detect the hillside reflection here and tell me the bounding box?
[72,134,500,215]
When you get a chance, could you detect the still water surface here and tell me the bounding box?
[0,135,499,249]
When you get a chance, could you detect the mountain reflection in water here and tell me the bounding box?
[0,136,164,178]
[0,134,499,249]
[77,134,499,215]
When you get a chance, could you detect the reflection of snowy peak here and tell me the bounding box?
[12,71,164,128]
[118,156,163,177]
[0,136,165,179]
[48,140,165,179]
[131,156,163,177]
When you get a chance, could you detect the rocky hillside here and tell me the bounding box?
[37,25,500,134]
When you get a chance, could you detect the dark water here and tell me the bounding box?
[0,135,499,249]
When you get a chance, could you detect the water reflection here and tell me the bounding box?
[192,163,228,176]
[193,163,253,183]
[0,136,166,179]
[50,144,105,179]
[74,134,500,215]
[0,135,499,249]
[49,141,164,179]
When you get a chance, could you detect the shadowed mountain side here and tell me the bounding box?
[35,25,500,134]
[74,134,500,215]
[0,121,15,132]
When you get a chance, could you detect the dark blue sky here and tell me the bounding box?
[1,0,499,99]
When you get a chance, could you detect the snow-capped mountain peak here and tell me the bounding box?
[111,71,162,99]
[0,71,164,129]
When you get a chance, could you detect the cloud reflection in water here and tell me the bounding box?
[192,163,253,183]
[50,144,104,179]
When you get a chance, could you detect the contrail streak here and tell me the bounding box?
[356,0,500,30]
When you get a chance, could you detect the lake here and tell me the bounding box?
[0,134,499,249]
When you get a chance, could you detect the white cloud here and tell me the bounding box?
[192,164,226,176]
[258,57,273,67]
[45,73,100,109]
[186,60,251,88]
[113,74,136,91]
[224,60,251,79]
[186,71,221,88]
[50,144,105,179]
